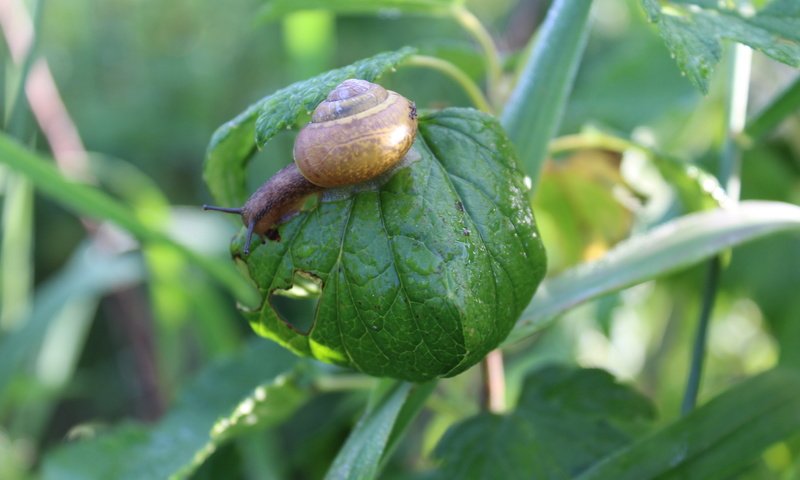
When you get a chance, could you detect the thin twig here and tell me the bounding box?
[481,349,506,413]
[452,6,502,106]
[404,54,493,113]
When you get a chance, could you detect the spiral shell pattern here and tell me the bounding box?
[293,79,418,188]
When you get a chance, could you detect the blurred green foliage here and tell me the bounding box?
[1,0,800,478]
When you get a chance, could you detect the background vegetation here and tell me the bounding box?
[1,0,799,478]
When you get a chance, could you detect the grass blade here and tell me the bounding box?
[0,133,258,306]
[500,0,593,188]
[508,201,800,343]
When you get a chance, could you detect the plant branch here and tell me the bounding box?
[313,374,376,393]
[480,349,506,413]
[404,54,492,113]
[549,131,640,156]
[452,5,501,104]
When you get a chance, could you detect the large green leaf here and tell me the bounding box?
[642,0,800,93]
[432,366,656,479]
[509,200,800,343]
[203,48,416,207]
[41,342,308,480]
[259,0,461,20]
[238,108,546,381]
[578,368,800,479]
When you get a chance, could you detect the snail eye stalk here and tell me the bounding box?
[202,205,243,214]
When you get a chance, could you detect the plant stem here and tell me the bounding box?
[719,44,752,200]
[549,131,639,156]
[681,256,720,416]
[404,54,493,113]
[681,43,751,415]
[452,5,502,105]
[314,374,376,392]
[739,76,800,147]
[481,349,506,413]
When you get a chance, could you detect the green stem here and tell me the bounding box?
[739,77,800,147]
[452,6,501,104]
[548,131,640,156]
[682,44,752,415]
[403,54,493,113]
[314,374,376,392]
[719,44,752,200]
[681,256,720,416]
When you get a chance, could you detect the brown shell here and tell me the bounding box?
[293,79,418,188]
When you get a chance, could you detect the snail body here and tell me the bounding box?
[204,79,418,253]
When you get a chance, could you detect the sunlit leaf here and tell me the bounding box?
[509,200,800,343]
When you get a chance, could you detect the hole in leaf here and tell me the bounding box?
[268,270,322,335]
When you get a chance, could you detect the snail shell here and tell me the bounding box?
[294,79,418,188]
[204,79,418,254]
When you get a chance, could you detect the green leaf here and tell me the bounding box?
[500,0,593,189]
[577,368,800,480]
[432,366,655,479]
[0,133,258,306]
[325,380,435,480]
[643,0,800,93]
[41,342,308,480]
[203,48,416,207]
[509,200,800,343]
[239,108,546,381]
[259,0,461,20]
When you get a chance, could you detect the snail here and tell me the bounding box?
[204,79,418,254]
